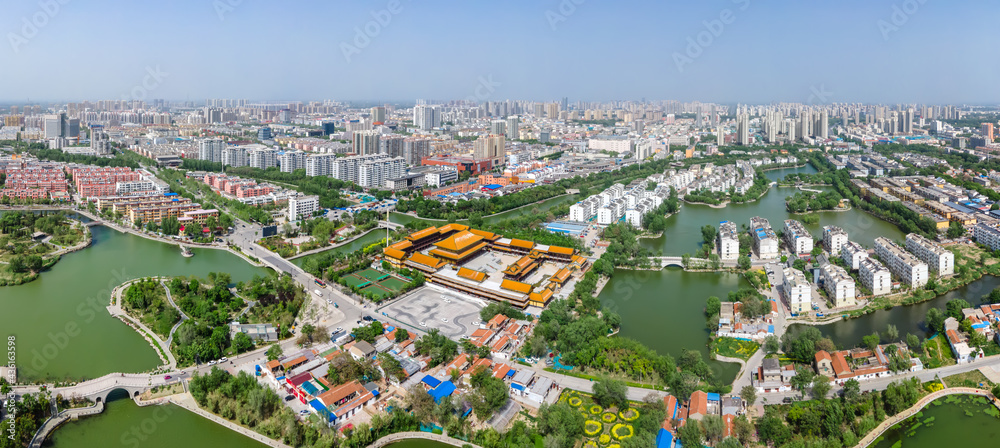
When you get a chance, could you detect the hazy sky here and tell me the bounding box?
[2,0,996,104]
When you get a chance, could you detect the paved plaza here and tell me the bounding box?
[379,286,485,340]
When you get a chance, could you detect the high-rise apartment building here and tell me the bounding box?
[198,139,226,163]
[413,105,441,130]
[371,106,387,124]
[505,116,520,141]
[736,113,750,145]
[717,221,739,260]
[352,130,380,155]
[983,123,995,142]
[473,134,505,168]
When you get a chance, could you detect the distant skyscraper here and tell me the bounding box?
[353,130,381,155]
[982,123,995,142]
[736,114,750,146]
[371,106,386,124]
[258,127,272,141]
[505,116,520,141]
[818,109,829,139]
[90,125,111,155]
[474,134,505,168]
[413,105,440,130]
[43,113,65,139]
[561,97,568,111]
[322,121,337,136]
[490,120,506,136]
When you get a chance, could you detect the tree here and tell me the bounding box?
[842,378,861,402]
[678,419,704,448]
[406,385,435,422]
[947,221,966,238]
[732,415,754,446]
[862,332,880,351]
[592,377,628,410]
[702,414,724,445]
[470,369,510,419]
[708,253,721,270]
[740,385,757,407]
[705,296,721,317]
[233,332,254,353]
[537,402,585,441]
[737,255,751,270]
[717,437,742,448]
[885,323,899,342]
[266,344,283,361]
[945,299,971,320]
[790,367,815,397]
[926,307,946,333]
[906,333,921,350]
[394,328,409,343]
[681,253,691,268]
[764,335,780,354]
[811,375,831,400]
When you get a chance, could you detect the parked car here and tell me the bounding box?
[164,375,172,380]
[284,395,295,401]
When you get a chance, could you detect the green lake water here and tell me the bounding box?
[871,394,1000,448]
[2,225,268,382]
[598,268,749,383]
[46,391,268,448]
[788,275,1000,349]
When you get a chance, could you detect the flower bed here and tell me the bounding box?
[601,412,617,423]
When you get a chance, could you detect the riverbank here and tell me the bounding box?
[107,277,176,369]
[856,387,1000,448]
[287,227,383,260]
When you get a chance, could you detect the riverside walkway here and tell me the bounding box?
[169,393,292,448]
[28,402,106,448]
[370,432,484,448]
[855,387,1000,448]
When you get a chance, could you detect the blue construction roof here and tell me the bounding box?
[429,381,456,403]
[707,393,721,402]
[768,325,775,333]
[421,375,442,388]
[510,383,525,391]
[656,429,674,448]
[483,184,503,190]
[309,399,327,413]
[506,369,515,377]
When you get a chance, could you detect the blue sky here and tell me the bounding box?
[1,0,996,104]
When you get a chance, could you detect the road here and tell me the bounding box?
[757,355,1000,404]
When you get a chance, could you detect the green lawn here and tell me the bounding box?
[712,337,760,361]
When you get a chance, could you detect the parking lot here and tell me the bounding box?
[377,286,485,340]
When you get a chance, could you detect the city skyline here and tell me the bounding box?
[2,0,997,104]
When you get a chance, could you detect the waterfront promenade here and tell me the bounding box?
[854,387,1000,448]
[170,393,292,448]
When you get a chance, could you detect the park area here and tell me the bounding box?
[711,337,760,361]
[559,390,640,448]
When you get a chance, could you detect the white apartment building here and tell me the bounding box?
[823,226,849,256]
[904,233,954,276]
[358,157,405,189]
[783,267,812,314]
[820,263,856,308]
[279,151,306,173]
[859,257,891,296]
[751,217,780,259]
[784,219,814,255]
[841,241,869,270]
[305,154,336,177]
[198,138,226,163]
[874,237,928,287]
[570,197,601,223]
[718,221,740,260]
[249,148,279,170]
[221,147,248,168]
[974,222,1000,251]
[288,195,319,221]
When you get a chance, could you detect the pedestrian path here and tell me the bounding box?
[855,387,998,448]
[169,393,292,448]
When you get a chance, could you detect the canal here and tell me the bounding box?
[47,391,268,448]
[787,275,1000,349]
[871,393,1000,448]
[598,268,749,383]
[292,228,388,268]
[2,225,269,382]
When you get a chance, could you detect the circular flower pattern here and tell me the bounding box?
[584,420,603,437]
[612,423,634,440]
[618,408,640,422]
[590,405,602,414]
[599,434,611,445]
[569,396,583,407]
[601,412,617,423]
